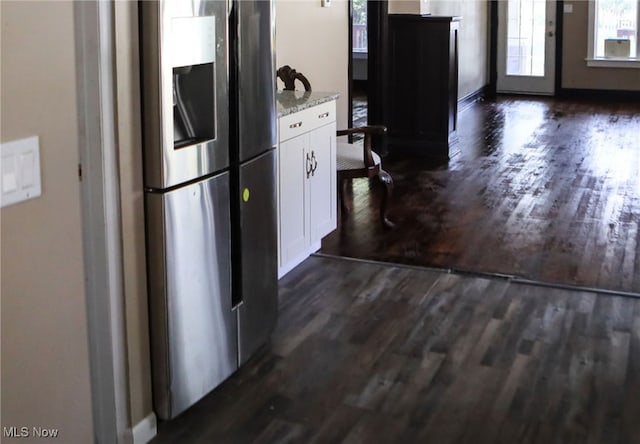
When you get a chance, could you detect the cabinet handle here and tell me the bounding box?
[311,151,318,176]
[306,152,312,178]
[318,112,330,119]
[289,121,303,129]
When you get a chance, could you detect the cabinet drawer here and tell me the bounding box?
[279,101,336,142]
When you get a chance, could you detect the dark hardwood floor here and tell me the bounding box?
[324,96,640,295]
[152,256,640,443]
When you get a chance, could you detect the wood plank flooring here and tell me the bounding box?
[323,96,640,294]
[152,256,640,444]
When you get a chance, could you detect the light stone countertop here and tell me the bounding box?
[276,91,339,117]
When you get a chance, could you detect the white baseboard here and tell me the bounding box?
[278,240,322,279]
[131,412,157,444]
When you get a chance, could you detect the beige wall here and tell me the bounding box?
[0,1,94,442]
[114,1,154,427]
[276,0,349,130]
[562,2,640,90]
[389,0,429,14]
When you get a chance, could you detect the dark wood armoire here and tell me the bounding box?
[385,15,460,160]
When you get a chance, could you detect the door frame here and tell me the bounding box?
[366,0,388,128]
[75,1,134,442]
[489,0,564,96]
[348,0,353,129]
[347,0,388,130]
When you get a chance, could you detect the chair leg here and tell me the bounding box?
[339,177,352,217]
[376,169,394,228]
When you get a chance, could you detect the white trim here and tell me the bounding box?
[587,0,597,59]
[585,57,640,68]
[131,413,157,444]
[278,240,321,279]
[75,1,131,443]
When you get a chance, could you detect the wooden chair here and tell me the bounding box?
[275,66,393,227]
[337,125,394,228]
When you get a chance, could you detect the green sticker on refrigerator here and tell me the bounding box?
[242,188,250,202]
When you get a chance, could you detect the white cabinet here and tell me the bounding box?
[278,100,337,278]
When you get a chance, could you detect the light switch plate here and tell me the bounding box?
[1,136,41,208]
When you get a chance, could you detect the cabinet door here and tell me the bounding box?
[308,121,337,244]
[278,134,309,267]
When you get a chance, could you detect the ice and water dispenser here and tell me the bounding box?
[141,5,229,190]
[170,16,216,149]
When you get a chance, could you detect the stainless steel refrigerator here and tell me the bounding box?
[140,0,277,420]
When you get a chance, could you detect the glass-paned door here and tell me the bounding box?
[497,0,556,94]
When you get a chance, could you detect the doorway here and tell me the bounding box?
[497,0,557,94]
[348,0,388,138]
[350,0,369,140]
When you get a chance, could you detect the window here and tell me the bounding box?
[353,0,367,52]
[588,0,640,67]
[506,0,547,76]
